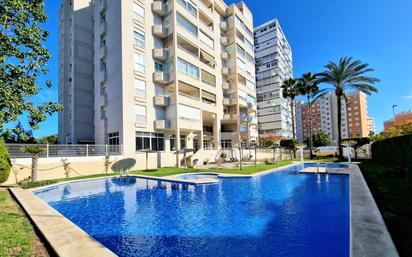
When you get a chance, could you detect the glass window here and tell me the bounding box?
[133,30,145,47]
[136,132,164,151]
[170,135,186,151]
[155,62,164,72]
[176,13,198,36]
[236,44,245,58]
[221,139,232,149]
[108,132,119,145]
[133,3,144,23]
[135,105,146,124]
[134,52,145,73]
[199,30,214,49]
[177,58,199,79]
[177,0,197,17]
[134,79,146,98]
[246,80,255,90]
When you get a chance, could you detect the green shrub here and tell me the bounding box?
[280,139,298,149]
[19,179,58,189]
[0,139,11,183]
[371,134,412,189]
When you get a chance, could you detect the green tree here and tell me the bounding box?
[281,78,299,139]
[1,122,36,143]
[297,73,322,158]
[22,145,44,182]
[36,134,58,144]
[0,1,62,136]
[310,130,332,147]
[0,138,11,183]
[317,57,379,157]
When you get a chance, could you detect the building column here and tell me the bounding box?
[213,115,220,149]
[175,128,180,168]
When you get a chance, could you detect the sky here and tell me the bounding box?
[25,0,412,137]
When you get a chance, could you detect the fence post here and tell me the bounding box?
[105,144,108,155]
[46,144,49,158]
[86,144,89,157]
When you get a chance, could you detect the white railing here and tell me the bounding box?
[6,144,123,158]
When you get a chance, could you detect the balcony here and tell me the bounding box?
[220,37,228,45]
[223,97,232,106]
[99,21,106,35]
[154,120,171,130]
[98,0,106,13]
[222,82,230,90]
[99,45,107,60]
[152,24,167,38]
[221,67,229,75]
[222,113,235,121]
[248,102,257,112]
[221,52,229,60]
[153,96,169,107]
[220,21,228,31]
[153,71,170,84]
[151,1,165,17]
[100,69,107,83]
[153,48,168,61]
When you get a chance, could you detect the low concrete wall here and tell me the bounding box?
[5,152,179,185]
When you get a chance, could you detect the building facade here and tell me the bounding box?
[296,91,370,144]
[58,0,258,156]
[58,0,95,144]
[254,19,293,137]
[384,111,412,129]
[368,117,375,134]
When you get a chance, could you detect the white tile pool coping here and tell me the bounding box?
[9,163,399,257]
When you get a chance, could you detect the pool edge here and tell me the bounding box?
[9,187,117,257]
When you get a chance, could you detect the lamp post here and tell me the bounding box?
[392,104,397,118]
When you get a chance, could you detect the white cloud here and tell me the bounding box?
[402,92,412,99]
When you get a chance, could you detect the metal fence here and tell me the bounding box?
[5,144,123,158]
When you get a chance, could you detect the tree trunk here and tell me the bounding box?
[31,156,38,182]
[307,95,314,159]
[337,96,343,158]
[291,100,296,159]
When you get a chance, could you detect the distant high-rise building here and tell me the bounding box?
[58,0,258,156]
[296,91,370,143]
[58,0,95,144]
[254,19,293,137]
[384,111,412,129]
[368,117,375,134]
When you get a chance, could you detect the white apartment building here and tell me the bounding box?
[58,0,258,158]
[368,117,375,134]
[254,19,293,137]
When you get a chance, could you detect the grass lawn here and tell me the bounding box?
[359,160,412,257]
[0,188,48,257]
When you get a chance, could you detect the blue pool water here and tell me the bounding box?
[176,173,218,180]
[35,164,349,257]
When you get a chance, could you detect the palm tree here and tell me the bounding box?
[22,146,44,182]
[281,78,299,139]
[297,72,321,158]
[317,57,379,157]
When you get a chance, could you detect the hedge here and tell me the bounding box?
[371,134,412,188]
[0,139,11,183]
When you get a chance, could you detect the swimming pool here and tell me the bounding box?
[35,164,349,257]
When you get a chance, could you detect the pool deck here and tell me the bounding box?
[9,163,399,257]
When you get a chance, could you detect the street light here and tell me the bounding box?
[392,104,397,117]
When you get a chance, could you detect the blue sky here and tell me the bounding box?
[27,0,412,137]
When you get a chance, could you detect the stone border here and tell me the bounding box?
[11,163,399,257]
[9,187,117,257]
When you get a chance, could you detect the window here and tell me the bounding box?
[178,104,200,121]
[221,139,232,149]
[199,30,214,49]
[136,132,164,151]
[108,132,119,145]
[134,79,146,98]
[133,30,145,47]
[246,80,255,90]
[170,135,186,151]
[135,105,146,124]
[177,0,197,17]
[177,58,199,78]
[133,3,144,23]
[201,69,216,86]
[134,52,145,73]
[155,62,164,72]
[176,13,198,36]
